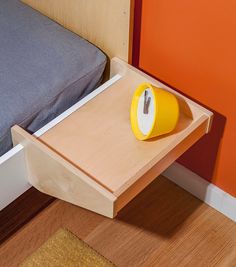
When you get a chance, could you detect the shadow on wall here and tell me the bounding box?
[132,0,142,68]
[138,67,226,184]
[178,110,226,182]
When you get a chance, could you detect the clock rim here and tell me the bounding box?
[130,82,157,140]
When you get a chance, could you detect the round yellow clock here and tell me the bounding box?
[130,83,179,140]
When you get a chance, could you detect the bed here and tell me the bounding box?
[0,0,132,212]
[0,0,107,156]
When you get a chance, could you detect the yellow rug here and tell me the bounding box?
[20,229,115,267]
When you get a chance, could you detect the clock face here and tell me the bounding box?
[137,88,155,135]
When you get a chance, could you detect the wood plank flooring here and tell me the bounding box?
[0,176,235,267]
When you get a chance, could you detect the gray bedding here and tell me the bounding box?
[0,0,107,156]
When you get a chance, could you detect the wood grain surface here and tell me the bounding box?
[40,61,211,195]
[12,125,117,218]
[21,0,134,62]
[0,176,235,267]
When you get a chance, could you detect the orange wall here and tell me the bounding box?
[139,0,236,196]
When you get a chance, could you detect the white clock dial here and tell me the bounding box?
[137,88,155,135]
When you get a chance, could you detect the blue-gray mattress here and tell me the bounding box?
[0,0,107,156]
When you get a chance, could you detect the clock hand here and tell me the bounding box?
[146,97,151,114]
[143,90,151,114]
[143,90,148,114]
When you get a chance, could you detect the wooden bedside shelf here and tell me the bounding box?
[12,58,213,218]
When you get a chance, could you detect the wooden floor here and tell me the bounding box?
[0,176,235,267]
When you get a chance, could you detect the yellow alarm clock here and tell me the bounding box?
[130,83,179,140]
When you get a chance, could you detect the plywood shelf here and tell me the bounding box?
[12,58,213,218]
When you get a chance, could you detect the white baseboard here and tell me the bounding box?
[163,162,236,222]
